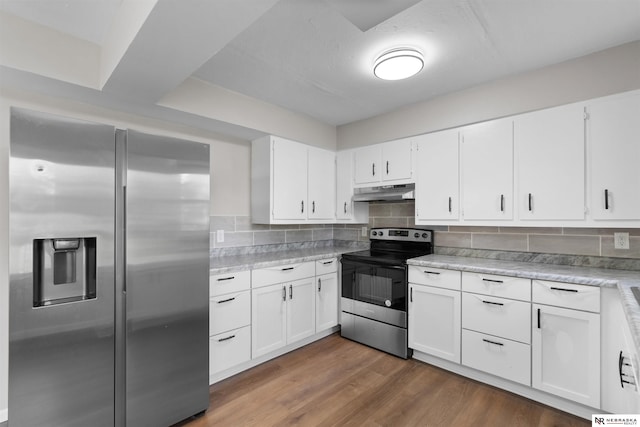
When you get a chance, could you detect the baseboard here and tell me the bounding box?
[0,407,8,423]
[412,350,598,420]
[210,326,339,385]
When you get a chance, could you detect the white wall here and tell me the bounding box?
[0,87,252,420]
[337,41,640,148]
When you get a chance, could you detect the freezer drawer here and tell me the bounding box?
[462,293,531,344]
[210,326,251,375]
[462,329,531,386]
[210,290,251,335]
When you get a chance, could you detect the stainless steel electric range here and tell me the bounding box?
[340,227,433,358]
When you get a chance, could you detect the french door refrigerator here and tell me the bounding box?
[9,108,210,427]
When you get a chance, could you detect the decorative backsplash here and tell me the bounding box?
[210,200,640,260]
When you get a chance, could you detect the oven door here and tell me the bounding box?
[341,257,407,312]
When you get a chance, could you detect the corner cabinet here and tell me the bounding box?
[460,117,513,221]
[587,91,640,222]
[353,138,413,186]
[251,135,335,224]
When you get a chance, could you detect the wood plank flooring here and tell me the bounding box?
[176,333,590,427]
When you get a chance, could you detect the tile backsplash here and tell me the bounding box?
[211,201,640,260]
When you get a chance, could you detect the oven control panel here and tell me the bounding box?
[370,228,432,242]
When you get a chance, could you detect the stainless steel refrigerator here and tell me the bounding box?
[9,108,210,427]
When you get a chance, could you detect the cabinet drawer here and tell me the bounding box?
[316,258,338,275]
[462,293,531,343]
[209,326,251,375]
[532,280,600,312]
[210,270,250,296]
[252,261,315,288]
[462,272,531,301]
[210,290,250,335]
[408,266,461,290]
[462,329,531,386]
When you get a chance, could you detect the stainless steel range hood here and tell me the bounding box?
[352,184,415,202]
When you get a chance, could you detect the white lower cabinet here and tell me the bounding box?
[315,258,339,332]
[209,270,252,376]
[408,267,462,363]
[532,301,601,408]
[252,278,316,359]
[462,329,531,385]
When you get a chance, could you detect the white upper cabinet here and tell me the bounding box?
[272,137,308,221]
[587,91,640,221]
[460,118,513,221]
[515,103,585,221]
[353,138,413,186]
[335,150,368,222]
[415,129,459,222]
[251,135,336,224]
[307,146,336,220]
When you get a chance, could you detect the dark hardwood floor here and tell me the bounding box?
[177,333,590,426]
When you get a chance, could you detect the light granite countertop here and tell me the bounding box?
[209,246,358,275]
[407,254,640,357]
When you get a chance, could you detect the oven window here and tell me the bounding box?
[342,261,406,310]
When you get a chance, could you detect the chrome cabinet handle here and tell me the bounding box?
[528,193,533,212]
[386,160,389,175]
[217,297,236,304]
[318,278,321,292]
[289,284,293,299]
[218,334,236,342]
[605,189,610,210]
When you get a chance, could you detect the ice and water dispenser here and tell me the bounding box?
[33,237,97,307]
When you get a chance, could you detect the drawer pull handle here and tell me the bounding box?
[482,278,504,284]
[217,297,236,304]
[281,267,295,271]
[537,308,541,329]
[322,260,334,265]
[482,300,504,306]
[424,271,441,275]
[605,189,609,210]
[550,286,578,293]
[482,338,504,347]
[217,276,235,281]
[218,334,236,342]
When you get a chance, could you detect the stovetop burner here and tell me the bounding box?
[341,227,433,266]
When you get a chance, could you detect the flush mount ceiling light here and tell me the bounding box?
[373,48,424,80]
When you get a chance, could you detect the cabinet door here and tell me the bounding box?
[408,284,461,363]
[272,137,308,220]
[381,138,412,182]
[308,146,335,220]
[252,283,287,358]
[461,118,513,220]
[415,130,459,221]
[336,150,354,220]
[287,278,316,343]
[316,273,338,331]
[354,145,380,185]
[589,91,640,220]
[516,103,585,220]
[532,304,600,407]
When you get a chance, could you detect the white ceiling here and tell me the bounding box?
[1,0,639,128]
